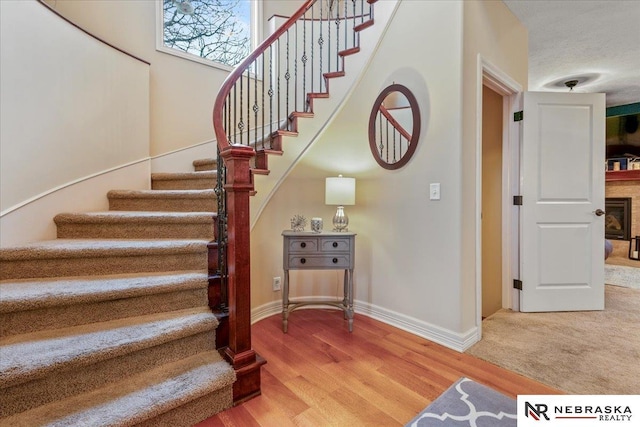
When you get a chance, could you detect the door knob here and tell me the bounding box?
[595,209,606,216]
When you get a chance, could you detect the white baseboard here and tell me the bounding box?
[251,298,479,352]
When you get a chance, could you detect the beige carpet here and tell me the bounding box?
[466,285,640,395]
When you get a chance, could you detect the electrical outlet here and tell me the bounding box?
[272,276,282,291]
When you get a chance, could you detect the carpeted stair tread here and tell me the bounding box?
[1,350,234,427]
[108,189,216,212]
[151,171,216,180]
[54,211,215,224]
[151,172,217,190]
[0,238,208,261]
[0,307,217,388]
[108,189,216,199]
[0,271,207,314]
[192,158,217,171]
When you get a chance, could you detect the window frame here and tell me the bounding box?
[155,0,262,72]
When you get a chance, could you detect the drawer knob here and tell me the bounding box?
[332,258,338,264]
[301,242,306,248]
[301,258,306,264]
[332,242,338,248]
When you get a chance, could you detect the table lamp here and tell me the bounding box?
[325,175,355,231]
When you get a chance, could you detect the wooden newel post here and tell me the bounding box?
[220,145,266,403]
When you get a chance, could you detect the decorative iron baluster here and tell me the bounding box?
[253,59,259,146]
[311,4,314,95]
[302,11,308,111]
[335,2,340,71]
[352,0,356,47]
[318,1,323,92]
[261,52,265,150]
[215,148,228,312]
[285,29,291,130]
[294,21,299,113]
[269,44,274,146]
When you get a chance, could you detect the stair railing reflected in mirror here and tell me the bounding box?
[368,83,421,169]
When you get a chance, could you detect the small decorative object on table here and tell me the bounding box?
[310,217,323,233]
[630,236,640,261]
[290,214,307,232]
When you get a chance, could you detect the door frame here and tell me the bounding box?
[475,56,522,335]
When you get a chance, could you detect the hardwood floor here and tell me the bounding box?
[196,309,560,426]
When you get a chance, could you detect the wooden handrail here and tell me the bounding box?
[213,0,316,150]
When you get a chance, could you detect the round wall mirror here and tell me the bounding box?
[368,84,421,170]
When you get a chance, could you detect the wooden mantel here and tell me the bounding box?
[606,170,640,182]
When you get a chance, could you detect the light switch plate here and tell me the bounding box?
[430,183,441,200]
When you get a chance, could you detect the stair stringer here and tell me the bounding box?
[248,0,401,229]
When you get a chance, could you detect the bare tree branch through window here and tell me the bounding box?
[163,0,251,67]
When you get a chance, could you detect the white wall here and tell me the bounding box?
[42,0,225,158]
[0,0,150,245]
[251,0,468,348]
[461,0,528,332]
[250,0,528,351]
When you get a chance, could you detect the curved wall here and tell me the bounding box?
[0,0,150,245]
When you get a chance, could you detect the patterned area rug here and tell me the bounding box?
[605,264,640,289]
[405,378,516,427]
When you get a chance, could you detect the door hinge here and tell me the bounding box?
[513,279,523,290]
[514,111,523,122]
[513,195,523,206]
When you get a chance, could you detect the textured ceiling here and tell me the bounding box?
[503,0,640,107]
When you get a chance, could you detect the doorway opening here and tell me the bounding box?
[481,85,503,319]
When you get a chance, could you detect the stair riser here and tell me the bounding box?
[0,331,216,418]
[1,288,207,338]
[136,385,233,427]
[0,252,207,280]
[152,179,215,190]
[56,222,214,240]
[109,198,216,212]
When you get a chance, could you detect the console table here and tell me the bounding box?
[282,231,356,333]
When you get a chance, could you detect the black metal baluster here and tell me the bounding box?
[385,116,390,163]
[352,0,356,47]
[393,124,397,163]
[238,72,244,145]
[344,0,348,53]
[254,59,258,146]
[269,45,274,146]
[277,38,281,132]
[285,29,291,130]
[311,4,315,94]
[246,70,250,146]
[261,52,265,150]
[378,112,384,158]
[233,85,237,145]
[327,0,331,75]
[302,11,308,111]
[335,1,340,71]
[318,1,323,92]
[294,21,298,113]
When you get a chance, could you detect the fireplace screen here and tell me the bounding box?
[605,197,632,240]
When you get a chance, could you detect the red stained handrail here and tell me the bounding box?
[213,0,316,151]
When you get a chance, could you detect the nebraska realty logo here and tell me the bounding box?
[517,395,638,426]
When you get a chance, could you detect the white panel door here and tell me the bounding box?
[520,92,605,312]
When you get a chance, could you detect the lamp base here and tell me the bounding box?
[332,206,349,232]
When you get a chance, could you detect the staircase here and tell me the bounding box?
[0,0,392,422]
[0,160,235,426]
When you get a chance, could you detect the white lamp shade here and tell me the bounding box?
[325,176,355,206]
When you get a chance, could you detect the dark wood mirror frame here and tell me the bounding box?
[368,83,421,170]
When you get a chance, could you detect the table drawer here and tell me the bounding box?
[320,238,351,252]
[288,255,351,269]
[287,238,318,253]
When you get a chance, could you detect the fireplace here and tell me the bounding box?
[605,198,632,240]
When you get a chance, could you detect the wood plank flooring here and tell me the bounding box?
[196,309,560,426]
